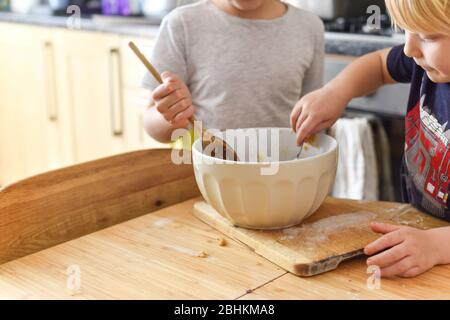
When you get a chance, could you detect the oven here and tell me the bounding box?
[285,0,386,21]
[325,53,408,202]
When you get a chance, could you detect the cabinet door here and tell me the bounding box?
[0,24,64,186]
[55,30,128,163]
[123,88,168,151]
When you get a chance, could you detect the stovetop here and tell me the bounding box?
[323,14,395,37]
[322,14,406,57]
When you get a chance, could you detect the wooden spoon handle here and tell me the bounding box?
[128,41,162,84]
[128,41,197,125]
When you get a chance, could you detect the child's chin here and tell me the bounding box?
[426,71,450,83]
[231,0,264,10]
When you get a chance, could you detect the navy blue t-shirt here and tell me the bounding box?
[387,45,450,221]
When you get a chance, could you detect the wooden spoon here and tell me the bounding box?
[128,42,239,161]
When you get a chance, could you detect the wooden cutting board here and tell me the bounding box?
[193,198,449,277]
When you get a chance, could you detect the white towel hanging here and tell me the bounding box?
[329,118,379,200]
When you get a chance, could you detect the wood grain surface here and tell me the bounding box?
[0,197,449,299]
[0,149,200,264]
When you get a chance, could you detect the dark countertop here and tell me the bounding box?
[0,12,160,38]
[325,32,405,56]
[0,12,406,55]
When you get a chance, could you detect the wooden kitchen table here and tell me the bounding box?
[1,149,449,300]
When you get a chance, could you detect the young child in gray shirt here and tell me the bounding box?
[143,0,324,144]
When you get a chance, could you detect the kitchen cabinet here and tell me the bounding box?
[54,30,129,163]
[0,23,169,186]
[54,30,165,164]
[123,87,168,151]
[0,23,67,186]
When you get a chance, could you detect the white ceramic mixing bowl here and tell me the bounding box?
[192,128,339,229]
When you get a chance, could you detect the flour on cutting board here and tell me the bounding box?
[380,204,425,227]
[392,210,424,226]
[278,205,428,245]
[382,204,410,215]
[279,211,377,243]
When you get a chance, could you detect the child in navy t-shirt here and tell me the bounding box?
[290,0,450,278]
[387,44,450,221]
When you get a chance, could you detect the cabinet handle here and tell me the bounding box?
[44,41,58,121]
[109,48,124,136]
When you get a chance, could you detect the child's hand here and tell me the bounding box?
[290,86,349,146]
[364,222,442,278]
[152,71,196,128]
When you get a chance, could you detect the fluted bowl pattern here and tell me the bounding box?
[192,128,338,229]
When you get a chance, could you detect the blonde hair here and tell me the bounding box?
[385,0,450,34]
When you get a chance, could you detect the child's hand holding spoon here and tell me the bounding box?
[128,42,239,162]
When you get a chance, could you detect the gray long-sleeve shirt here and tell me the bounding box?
[142,0,325,130]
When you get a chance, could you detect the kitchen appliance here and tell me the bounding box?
[302,0,407,203]
[49,0,69,11]
[192,129,338,229]
[102,0,141,16]
[51,0,102,15]
[10,0,39,14]
[325,55,408,202]
[140,0,195,20]
[324,14,393,36]
[285,0,386,20]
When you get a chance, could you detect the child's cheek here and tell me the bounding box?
[425,51,450,82]
[440,58,450,81]
[435,41,450,80]
[434,61,450,82]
